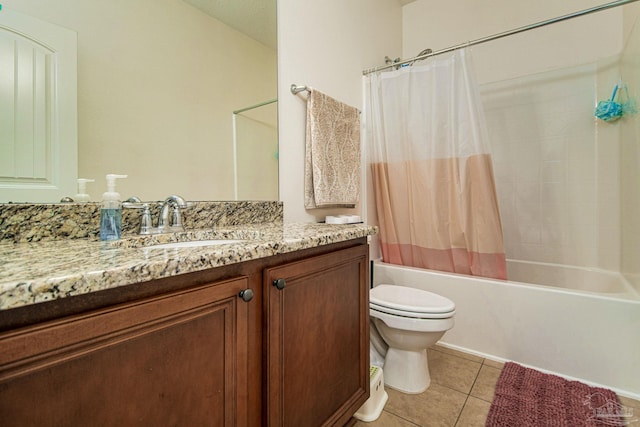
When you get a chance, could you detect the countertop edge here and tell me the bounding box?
[0,223,377,311]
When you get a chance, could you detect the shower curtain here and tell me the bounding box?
[365,49,507,280]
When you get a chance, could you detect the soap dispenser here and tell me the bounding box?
[75,178,95,203]
[100,174,127,241]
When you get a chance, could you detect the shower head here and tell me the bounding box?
[382,49,432,71]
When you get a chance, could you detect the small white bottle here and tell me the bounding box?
[75,178,95,203]
[100,174,127,241]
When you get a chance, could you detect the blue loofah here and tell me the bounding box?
[595,85,623,122]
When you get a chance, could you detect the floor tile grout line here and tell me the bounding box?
[453,394,471,426]
[475,360,505,404]
[453,358,486,426]
[369,348,500,427]
[379,408,422,427]
[381,380,475,426]
[432,345,484,365]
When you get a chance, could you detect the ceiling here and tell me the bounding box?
[182,0,417,51]
[182,0,277,50]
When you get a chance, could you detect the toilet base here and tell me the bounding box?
[383,347,430,394]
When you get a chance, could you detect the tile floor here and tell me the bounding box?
[355,345,640,427]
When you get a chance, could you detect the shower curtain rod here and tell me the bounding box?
[233,98,277,115]
[362,0,640,75]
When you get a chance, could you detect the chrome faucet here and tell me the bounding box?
[157,195,188,233]
[123,195,190,235]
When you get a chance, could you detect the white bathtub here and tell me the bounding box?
[372,260,640,399]
[506,259,638,297]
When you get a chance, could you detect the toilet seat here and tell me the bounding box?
[370,303,455,319]
[370,308,455,332]
[370,284,455,319]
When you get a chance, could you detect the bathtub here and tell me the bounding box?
[506,259,638,297]
[372,260,640,399]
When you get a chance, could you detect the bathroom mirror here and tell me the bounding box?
[0,0,277,203]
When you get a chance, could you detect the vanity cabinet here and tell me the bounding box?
[0,239,369,426]
[265,245,369,426]
[0,276,251,426]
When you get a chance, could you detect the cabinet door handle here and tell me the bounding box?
[239,289,254,302]
[273,278,286,290]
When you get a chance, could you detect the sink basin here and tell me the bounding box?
[148,239,247,249]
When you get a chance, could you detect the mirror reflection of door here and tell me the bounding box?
[0,7,77,203]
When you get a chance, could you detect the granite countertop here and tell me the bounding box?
[0,222,377,311]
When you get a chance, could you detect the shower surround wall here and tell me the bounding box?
[620,17,640,289]
[481,64,620,271]
[481,23,640,286]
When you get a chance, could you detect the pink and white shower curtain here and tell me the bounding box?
[365,49,507,280]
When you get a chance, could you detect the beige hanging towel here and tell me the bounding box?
[304,88,361,209]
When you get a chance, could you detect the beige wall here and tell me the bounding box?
[277,0,403,223]
[402,0,623,84]
[2,0,276,202]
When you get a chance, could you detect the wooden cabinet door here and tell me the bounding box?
[265,245,369,427]
[0,277,251,427]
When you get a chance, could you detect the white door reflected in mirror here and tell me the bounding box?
[0,7,77,203]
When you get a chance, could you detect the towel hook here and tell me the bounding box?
[291,84,310,95]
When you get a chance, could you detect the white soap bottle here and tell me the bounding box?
[75,178,95,203]
[100,174,127,241]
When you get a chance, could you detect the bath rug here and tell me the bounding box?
[486,362,633,426]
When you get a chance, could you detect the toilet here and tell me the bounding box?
[370,284,455,394]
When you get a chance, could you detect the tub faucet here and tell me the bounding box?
[157,195,189,233]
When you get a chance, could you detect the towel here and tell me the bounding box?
[304,88,361,209]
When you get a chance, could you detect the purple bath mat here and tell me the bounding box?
[486,362,634,426]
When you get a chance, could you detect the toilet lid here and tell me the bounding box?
[370,284,455,314]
